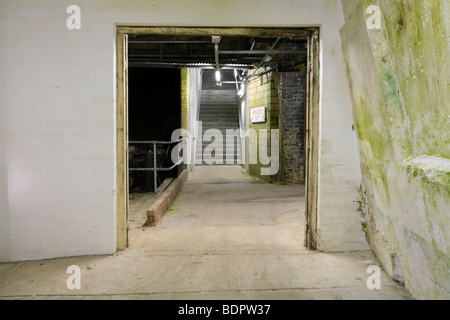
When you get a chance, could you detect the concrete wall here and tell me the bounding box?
[179,68,202,172]
[340,0,449,299]
[187,68,202,169]
[0,0,366,261]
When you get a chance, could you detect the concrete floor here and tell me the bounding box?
[0,165,412,300]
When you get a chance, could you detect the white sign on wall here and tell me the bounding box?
[251,107,266,124]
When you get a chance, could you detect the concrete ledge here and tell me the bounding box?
[145,169,188,226]
[400,155,450,189]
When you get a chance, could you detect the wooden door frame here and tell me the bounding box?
[115,26,320,251]
[304,33,320,250]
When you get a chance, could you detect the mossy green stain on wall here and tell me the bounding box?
[381,0,450,159]
[356,95,393,204]
[404,229,450,298]
[379,68,402,112]
[180,68,189,130]
[342,0,450,299]
[401,156,450,196]
[377,67,413,158]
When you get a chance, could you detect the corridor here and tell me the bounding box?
[0,166,411,299]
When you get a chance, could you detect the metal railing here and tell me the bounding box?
[128,139,183,197]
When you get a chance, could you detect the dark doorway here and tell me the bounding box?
[128,67,181,193]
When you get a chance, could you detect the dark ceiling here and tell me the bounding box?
[128,34,307,70]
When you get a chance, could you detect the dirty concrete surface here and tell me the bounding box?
[0,166,412,300]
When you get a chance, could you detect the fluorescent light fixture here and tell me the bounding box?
[238,84,245,97]
[215,70,221,82]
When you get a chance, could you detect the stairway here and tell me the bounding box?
[196,69,242,165]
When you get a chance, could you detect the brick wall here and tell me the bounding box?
[246,67,306,184]
[278,70,306,184]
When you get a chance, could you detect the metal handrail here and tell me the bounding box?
[128,139,183,197]
[129,139,183,145]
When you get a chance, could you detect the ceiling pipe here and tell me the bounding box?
[129,40,210,44]
[218,50,306,55]
[246,36,281,83]
[245,59,308,82]
[211,36,221,69]
[211,36,222,86]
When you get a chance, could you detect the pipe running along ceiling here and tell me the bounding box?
[128,34,308,72]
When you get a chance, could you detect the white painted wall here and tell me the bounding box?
[188,68,202,167]
[0,0,366,261]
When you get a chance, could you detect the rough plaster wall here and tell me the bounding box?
[0,0,364,261]
[315,3,368,253]
[341,0,449,299]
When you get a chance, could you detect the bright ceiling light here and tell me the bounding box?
[215,70,221,82]
[238,84,245,97]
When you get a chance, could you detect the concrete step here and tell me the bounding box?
[196,147,241,152]
[196,153,241,157]
[195,162,244,166]
[200,120,238,124]
[201,127,241,131]
[201,95,237,103]
[194,157,243,162]
[200,101,238,106]
[200,119,240,124]
[200,135,241,140]
[202,83,238,90]
[198,68,241,169]
[196,143,242,149]
[200,123,239,128]
[199,113,238,118]
[197,148,241,153]
[200,124,240,129]
[199,114,238,119]
[199,107,238,113]
[200,103,238,107]
[200,133,241,138]
[194,160,244,165]
[200,113,238,117]
[199,113,238,119]
[196,151,242,156]
[200,121,240,126]
[195,153,242,157]
[197,143,241,148]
